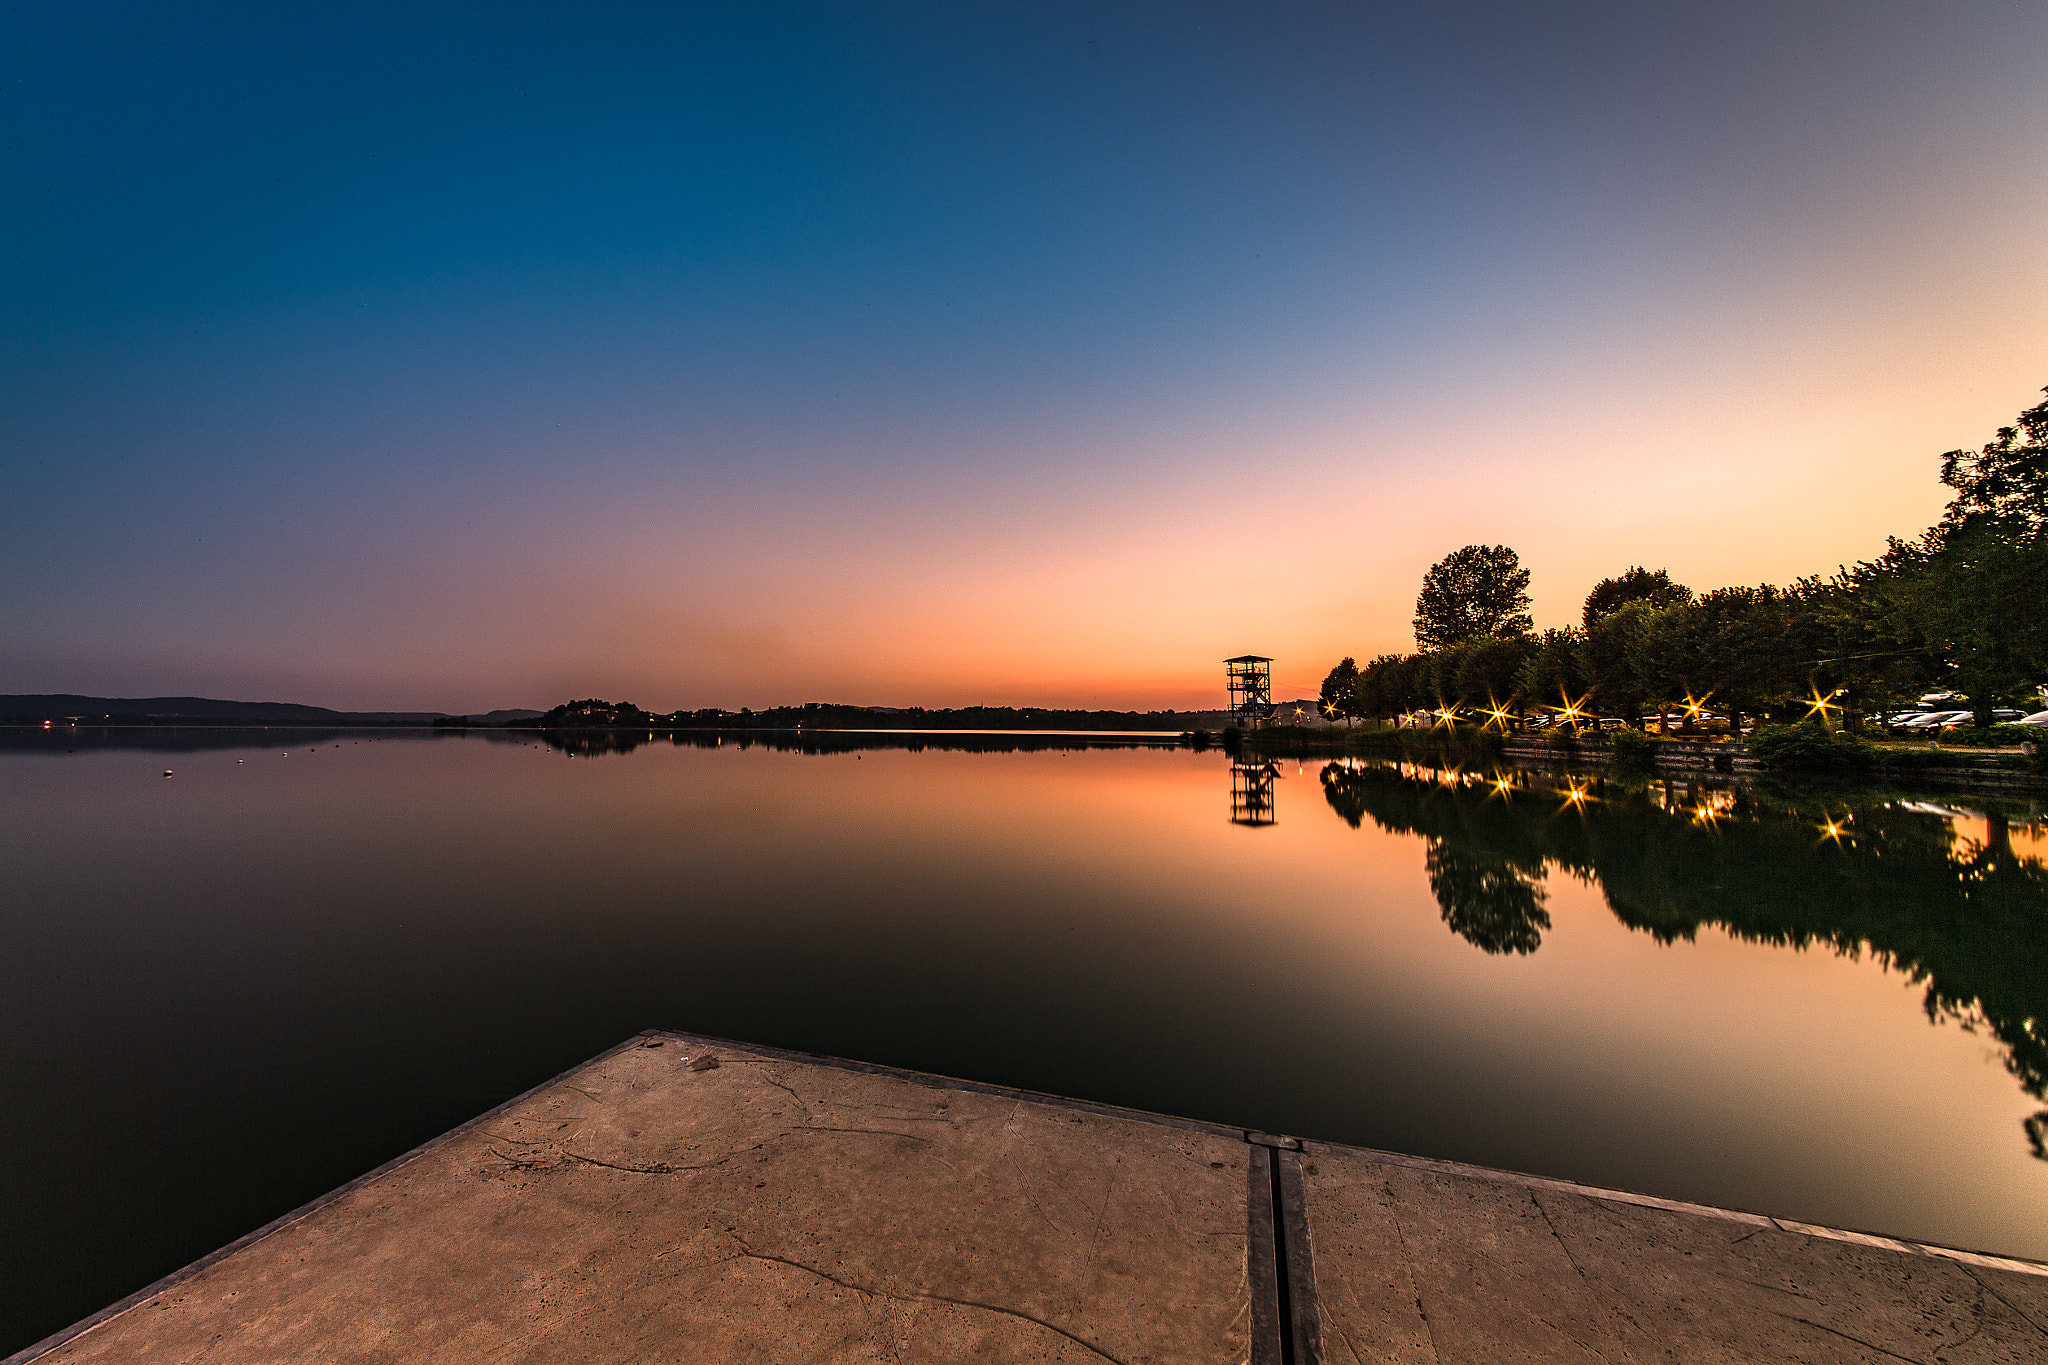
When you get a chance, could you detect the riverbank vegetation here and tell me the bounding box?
[1320,387,2048,739]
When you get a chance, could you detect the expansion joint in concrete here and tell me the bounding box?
[1246,1134,1322,1365]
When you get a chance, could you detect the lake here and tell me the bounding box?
[3,727,2044,1352]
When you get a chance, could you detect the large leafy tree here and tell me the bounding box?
[1940,387,2048,533]
[1412,544,1534,650]
[1867,386,2048,728]
[1583,567,1690,630]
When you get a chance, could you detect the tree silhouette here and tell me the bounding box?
[1425,841,1551,954]
[1413,544,1534,650]
[1583,567,1690,630]
[1319,657,1361,724]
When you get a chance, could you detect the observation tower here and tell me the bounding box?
[1224,655,1274,731]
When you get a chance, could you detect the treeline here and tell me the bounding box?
[517,698,1205,732]
[1320,388,2048,733]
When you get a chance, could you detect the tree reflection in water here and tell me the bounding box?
[1321,759,2048,1157]
[1424,844,1549,954]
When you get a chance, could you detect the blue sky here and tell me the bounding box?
[5,3,2046,709]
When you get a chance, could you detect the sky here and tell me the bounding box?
[4,2,2045,712]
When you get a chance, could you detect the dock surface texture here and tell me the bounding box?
[18,1033,2048,1365]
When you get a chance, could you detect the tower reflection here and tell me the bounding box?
[1230,759,1280,827]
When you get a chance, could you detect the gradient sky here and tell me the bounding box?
[5,2,2045,711]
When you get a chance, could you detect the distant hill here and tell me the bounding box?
[4,693,1287,731]
[0,694,538,726]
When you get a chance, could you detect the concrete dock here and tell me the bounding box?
[15,1031,2047,1364]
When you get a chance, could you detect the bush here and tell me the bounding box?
[1747,719,1875,772]
[1986,724,2047,747]
[1608,727,1659,771]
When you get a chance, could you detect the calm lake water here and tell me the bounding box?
[3,727,2045,1350]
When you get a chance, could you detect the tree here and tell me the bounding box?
[1412,544,1534,650]
[1318,657,1361,725]
[1515,627,1590,721]
[1350,654,1404,721]
[1353,652,1436,724]
[1938,386,2048,535]
[1579,600,1654,724]
[1687,585,1798,730]
[1455,635,1539,722]
[1884,527,2046,728]
[1848,386,2048,728]
[1927,387,2048,726]
[1426,642,1476,709]
[1583,567,1690,630]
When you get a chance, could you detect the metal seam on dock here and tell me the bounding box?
[1246,1145,1283,1365]
[1276,1149,1324,1365]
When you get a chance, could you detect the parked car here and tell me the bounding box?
[1898,711,1970,730]
[1934,709,2027,730]
[2018,711,2048,727]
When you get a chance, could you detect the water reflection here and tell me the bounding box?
[1424,842,1549,955]
[1321,759,2048,1156]
[1230,759,1279,827]
[8,729,2048,1351]
[524,728,1185,758]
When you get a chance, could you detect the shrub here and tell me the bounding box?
[1747,719,1875,772]
[1608,727,1659,771]
[1985,724,2046,747]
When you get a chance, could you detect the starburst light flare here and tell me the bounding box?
[1805,685,1845,724]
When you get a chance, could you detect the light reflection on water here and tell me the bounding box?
[1,727,2044,1350]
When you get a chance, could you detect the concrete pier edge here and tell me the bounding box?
[11,1026,2046,1365]
[4,1032,662,1365]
